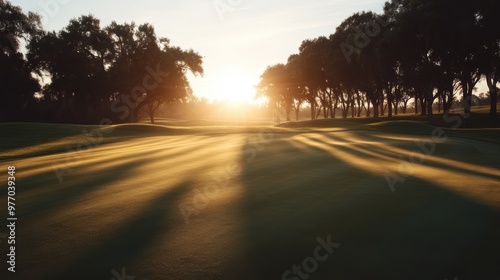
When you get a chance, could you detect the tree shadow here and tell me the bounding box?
[43,179,192,280]
[235,131,500,279]
[17,159,149,223]
[317,132,500,182]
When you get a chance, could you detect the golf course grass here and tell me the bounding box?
[0,117,499,280]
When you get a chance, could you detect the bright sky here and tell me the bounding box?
[12,0,392,103]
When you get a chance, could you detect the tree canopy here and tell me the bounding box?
[257,0,500,122]
[0,0,42,122]
[1,1,203,124]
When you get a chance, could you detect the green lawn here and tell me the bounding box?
[0,119,499,280]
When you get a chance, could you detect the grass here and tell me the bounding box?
[0,117,499,280]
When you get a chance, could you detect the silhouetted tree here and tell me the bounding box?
[477,0,500,116]
[0,0,42,122]
[256,64,289,123]
[28,15,113,123]
[29,17,203,124]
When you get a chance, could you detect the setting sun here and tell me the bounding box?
[206,68,259,103]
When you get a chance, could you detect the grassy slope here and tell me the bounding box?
[0,119,499,280]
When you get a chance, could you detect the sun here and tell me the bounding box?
[212,69,258,104]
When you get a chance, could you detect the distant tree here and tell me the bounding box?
[387,0,489,118]
[285,38,330,120]
[29,17,203,124]
[330,12,387,118]
[256,64,289,123]
[286,54,307,121]
[477,0,500,116]
[141,44,203,124]
[28,15,113,123]
[107,24,203,124]
[0,0,42,122]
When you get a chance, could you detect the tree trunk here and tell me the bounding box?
[426,87,434,121]
[462,82,472,116]
[323,97,329,119]
[357,94,362,117]
[372,98,379,118]
[149,112,155,124]
[310,100,316,120]
[373,103,379,118]
[387,89,393,118]
[486,73,498,117]
[444,89,454,115]
[294,105,300,121]
[393,99,399,116]
[340,93,348,119]
[490,88,497,116]
[130,108,137,123]
[420,97,427,116]
[333,96,338,118]
[415,97,419,115]
[437,90,442,113]
[351,98,355,118]
[316,105,323,119]
[285,104,292,122]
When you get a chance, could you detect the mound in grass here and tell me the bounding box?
[141,119,276,127]
[449,103,500,114]
[0,122,100,151]
[0,123,186,159]
[277,118,378,129]
[368,120,438,135]
[102,123,185,136]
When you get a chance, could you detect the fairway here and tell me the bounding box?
[1,121,499,280]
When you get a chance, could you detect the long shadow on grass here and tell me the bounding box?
[0,123,95,155]
[17,159,149,224]
[236,132,500,280]
[315,132,500,182]
[46,180,192,280]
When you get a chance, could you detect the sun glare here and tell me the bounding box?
[211,69,258,104]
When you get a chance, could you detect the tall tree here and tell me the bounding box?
[331,12,387,118]
[477,0,500,116]
[141,43,203,124]
[0,0,42,122]
[29,17,203,124]
[28,15,113,123]
[256,64,289,123]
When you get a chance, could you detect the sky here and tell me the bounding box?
[12,0,393,103]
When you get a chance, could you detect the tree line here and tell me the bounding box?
[1,0,203,124]
[257,0,500,123]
